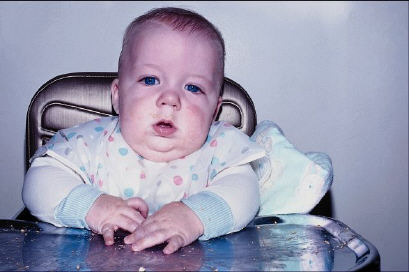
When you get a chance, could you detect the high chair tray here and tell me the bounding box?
[0,214,379,271]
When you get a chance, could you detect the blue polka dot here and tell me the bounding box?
[98,163,103,169]
[118,148,128,156]
[210,169,217,180]
[94,126,104,132]
[219,132,225,137]
[189,165,195,171]
[124,188,134,197]
[192,174,198,181]
[211,157,219,165]
[67,132,76,139]
[80,166,86,172]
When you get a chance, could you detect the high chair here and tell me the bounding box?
[12,73,379,271]
[18,72,260,220]
[19,72,333,219]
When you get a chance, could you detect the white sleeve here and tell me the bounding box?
[207,163,260,232]
[22,156,84,226]
[182,163,260,239]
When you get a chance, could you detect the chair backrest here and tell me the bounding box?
[26,72,257,170]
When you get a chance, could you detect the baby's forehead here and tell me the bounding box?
[126,23,222,65]
[131,21,219,48]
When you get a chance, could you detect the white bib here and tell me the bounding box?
[32,117,266,214]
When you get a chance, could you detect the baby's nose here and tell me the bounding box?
[156,91,181,111]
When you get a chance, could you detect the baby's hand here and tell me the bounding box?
[85,194,148,246]
[124,201,204,254]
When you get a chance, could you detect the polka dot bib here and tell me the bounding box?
[32,117,265,214]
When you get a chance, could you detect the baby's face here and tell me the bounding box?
[111,22,222,162]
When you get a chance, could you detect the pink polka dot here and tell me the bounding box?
[98,179,103,187]
[84,142,88,147]
[95,118,101,122]
[104,130,108,136]
[140,172,146,179]
[173,176,183,185]
[108,136,114,142]
[210,139,218,147]
[90,174,95,183]
[106,152,109,157]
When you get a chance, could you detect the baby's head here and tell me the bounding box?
[111,7,225,162]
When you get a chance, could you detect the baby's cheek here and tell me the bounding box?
[119,106,150,143]
[184,106,212,145]
[186,128,204,146]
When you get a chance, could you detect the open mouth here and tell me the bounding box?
[153,120,177,137]
[157,120,174,128]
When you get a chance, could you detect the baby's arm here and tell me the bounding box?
[124,163,259,254]
[184,163,260,237]
[23,156,90,225]
[23,156,148,244]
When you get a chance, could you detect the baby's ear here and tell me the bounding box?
[111,78,120,114]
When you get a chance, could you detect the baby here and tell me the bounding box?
[22,7,265,254]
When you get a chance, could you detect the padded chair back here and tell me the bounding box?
[26,72,257,170]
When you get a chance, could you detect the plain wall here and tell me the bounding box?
[0,1,407,271]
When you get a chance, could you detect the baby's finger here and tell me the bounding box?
[126,197,149,218]
[101,224,115,246]
[124,223,149,244]
[121,207,146,225]
[123,219,160,244]
[163,235,185,254]
[130,229,169,252]
[109,214,139,234]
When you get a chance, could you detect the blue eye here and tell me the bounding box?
[142,77,159,85]
[185,84,201,93]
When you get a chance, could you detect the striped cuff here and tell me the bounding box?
[182,191,234,240]
[55,184,103,229]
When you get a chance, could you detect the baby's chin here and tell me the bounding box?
[125,130,208,162]
[136,143,200,163]
[139,149,192,163]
